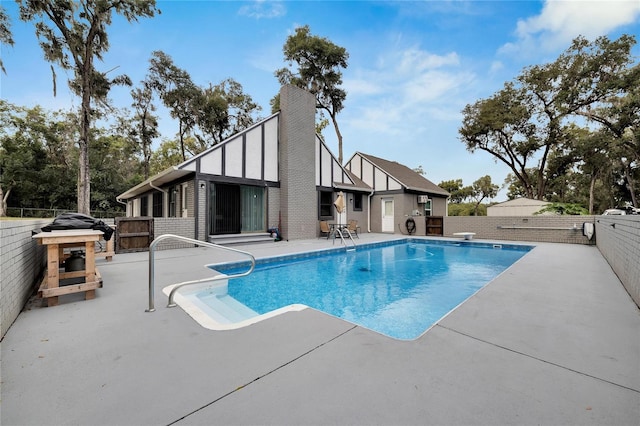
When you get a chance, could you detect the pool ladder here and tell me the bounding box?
[334,227,357,250]
[146,234,255,312]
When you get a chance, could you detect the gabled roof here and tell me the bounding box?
[357,152,450,197]
[117,166,193,201]
[335,170,371,192]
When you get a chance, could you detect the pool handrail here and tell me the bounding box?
[334,227,357,250]
[146,234,255,312]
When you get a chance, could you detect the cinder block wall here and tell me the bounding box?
[278,85,317,240]
[197,180,207,241]
[0,219,50,338]
[444,216,597,245]
[595,215,640,307]
[154,218,197,250]
[267,187,281,231]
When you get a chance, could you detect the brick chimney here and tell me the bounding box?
[278,85,317,240]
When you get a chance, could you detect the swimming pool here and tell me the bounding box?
[168,239,532,340]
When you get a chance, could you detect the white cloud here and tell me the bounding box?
[398,49,460,74]
[341,45,475,139]
[489,61,504,74]
[501,0,640,54]
[238,0,286,19]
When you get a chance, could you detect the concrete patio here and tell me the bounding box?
[1,234,639,425]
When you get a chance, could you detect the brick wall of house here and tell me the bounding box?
[443,215,597,245]
[197,180,207,241]
[0,220,49,338]
[278,85,318,240]
[267,187,281,232]
[596,215,640,307]
[153,218,197,250]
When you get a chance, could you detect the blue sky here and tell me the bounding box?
[2,0,640,201]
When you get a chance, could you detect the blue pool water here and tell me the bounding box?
[204,240,531,340]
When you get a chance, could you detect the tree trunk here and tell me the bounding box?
[624,164,638,207]
[331,113,343,164]
[179,120,186,161]
[78,73,92,215]
[0,185,9,217]
[589,173,597,214]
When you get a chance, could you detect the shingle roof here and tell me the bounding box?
[358,152,450,197]
[334,170,371,192]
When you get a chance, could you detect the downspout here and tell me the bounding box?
[367,189,374,233]
[116,197,128,217]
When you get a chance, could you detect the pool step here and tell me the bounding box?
[208,233,275,246]
[196,293,258,324]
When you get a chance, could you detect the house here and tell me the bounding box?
[117,85,449,243]
[487,198,551,216]
[344,153,449,235]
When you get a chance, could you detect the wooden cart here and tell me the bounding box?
[32,229,105,307]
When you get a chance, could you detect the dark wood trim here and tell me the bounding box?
[221,144,226,176]
[261,123,265,181]
[242,134,246,179]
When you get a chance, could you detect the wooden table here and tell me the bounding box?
[32,229,104,307]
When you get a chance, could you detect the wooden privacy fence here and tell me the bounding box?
[115,217,154,253]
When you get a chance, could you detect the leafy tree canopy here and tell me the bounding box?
[275,25,348,162]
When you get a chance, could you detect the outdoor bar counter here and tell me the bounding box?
[32,229,104,307]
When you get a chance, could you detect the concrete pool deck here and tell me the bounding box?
[1,234,639,425]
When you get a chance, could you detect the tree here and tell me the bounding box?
[148,50,199,161]
[131,78,159,179]
[275,25,348,163]
[0,6,14,73]
[576,61,640,207]
[193,78,261,151]
[534,202,589,215]
[460,35,637,200]
[18,0,159,214]
[0,101,79,215]
[470,175,498,215]
[438,179,473,203]
[150,139,183,175]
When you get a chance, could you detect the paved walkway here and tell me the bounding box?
[2,235,639,425]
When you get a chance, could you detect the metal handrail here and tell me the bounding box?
[334,227,357,250]
[146,234,255,312]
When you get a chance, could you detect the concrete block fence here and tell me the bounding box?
[1,219,50,338]
[444,215,597,245]
[153,218,197,250]
[595,215,640,307]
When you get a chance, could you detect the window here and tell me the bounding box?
[319,191,333,218]
[353,194,363,211]
[140,196,148,216]
[152,192,163,217]
[181,183,189,217]
[424,199,432,216]
[169,186,178,217]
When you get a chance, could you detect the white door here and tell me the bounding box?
[381,198,394,232]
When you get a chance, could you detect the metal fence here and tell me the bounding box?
[5,207,126,219]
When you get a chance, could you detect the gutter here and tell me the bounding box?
[149,180,168,194]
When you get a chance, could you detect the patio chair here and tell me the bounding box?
[347,220,360,238]
[319,221,332,239]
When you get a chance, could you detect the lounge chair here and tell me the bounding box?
[319,221,332,239]
[347,220,360,238]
